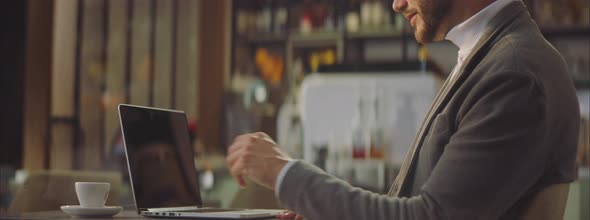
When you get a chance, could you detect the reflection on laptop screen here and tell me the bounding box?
[119,105,202,210]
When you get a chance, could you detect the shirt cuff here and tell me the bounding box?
[275,160,298,197]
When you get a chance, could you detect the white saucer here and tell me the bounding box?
[60,205,122,218]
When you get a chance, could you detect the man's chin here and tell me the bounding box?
[413,28,442,44]
[413,30,431,44]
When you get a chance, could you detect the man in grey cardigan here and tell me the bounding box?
[226,0,580,219]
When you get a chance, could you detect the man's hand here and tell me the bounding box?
[277,210,305,220]
[226,132,292,190]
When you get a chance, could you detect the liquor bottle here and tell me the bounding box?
[351,90,369,159]
[274,0,288,34]
[369,88,384,159]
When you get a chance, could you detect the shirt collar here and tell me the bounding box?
[445,0,519,63]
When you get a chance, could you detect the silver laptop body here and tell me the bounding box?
[118,104,282,219]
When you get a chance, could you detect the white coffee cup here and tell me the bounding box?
[75,182,110,208]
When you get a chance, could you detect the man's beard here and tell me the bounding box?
[415,0,452,43]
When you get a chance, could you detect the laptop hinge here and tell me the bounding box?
[147,206,200,212]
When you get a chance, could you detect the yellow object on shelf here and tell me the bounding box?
[255,48,284,86]
[309,49,337,72]
[321,49,336,65]
[309,52,320,72]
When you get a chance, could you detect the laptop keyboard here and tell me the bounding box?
[177,208,245,213]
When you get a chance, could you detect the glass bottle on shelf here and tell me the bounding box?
[335,0,346,32]
[346,0,361,33]
[324,7,335,32]
[256,0,272,33]
[351,88,369,159]
[369,87,384,159]
[300,14,313,34]
[360,0,372,31]
[370,0,384,31]
[274,0,288,34]
[236,10,249,34]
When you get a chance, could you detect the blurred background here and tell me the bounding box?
[0,0,588,219]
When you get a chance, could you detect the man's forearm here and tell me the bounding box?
[277,161,442,220]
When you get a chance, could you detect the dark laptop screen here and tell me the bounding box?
[119,105,202,210]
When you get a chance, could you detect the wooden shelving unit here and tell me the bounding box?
[226,0,590,144]
[235,33,288,44]
[229,0,409,78]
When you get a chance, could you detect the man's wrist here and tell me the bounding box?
[274,160,298,197]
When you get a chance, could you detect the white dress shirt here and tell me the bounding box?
[275,0,520,197]
[446,0,520,81]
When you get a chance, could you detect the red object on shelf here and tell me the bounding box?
[300,14,313,33]
[353,146,366,159]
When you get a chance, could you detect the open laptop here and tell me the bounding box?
[118,104,282,219]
